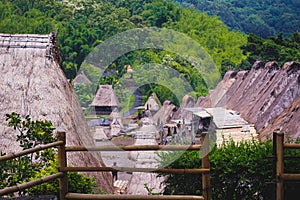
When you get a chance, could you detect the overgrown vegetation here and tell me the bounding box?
[0,0,300,107]
[175,0,300,38]
[241,33,300,68]
[158,137,300,199]
[1,0,299,105]
[0,112,97,197]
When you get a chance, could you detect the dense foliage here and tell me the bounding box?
[0,0,299,104]
[0,113,97,197]
[158,138,300,199]
[242,33,300,68]
[0,0,246,103]
[175,0,300,38]
[28,159,97,195]
[0,112,56,194]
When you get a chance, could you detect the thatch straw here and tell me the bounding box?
[0,33,113,193]
[90,85,120,107]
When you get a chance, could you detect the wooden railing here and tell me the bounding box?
[0,132,211,200]
[274,132,300,200]
[0,140,65,195]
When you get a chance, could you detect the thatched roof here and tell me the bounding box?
[153,100,177,125]
[172,94,195,122]
[144,93,161,112]
[197,61,300,139]
[72,70,92,86]
[0,33,113,192]
[91,85,120,107]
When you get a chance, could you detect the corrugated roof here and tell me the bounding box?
[184,107,251,128]
[205,107,249,128]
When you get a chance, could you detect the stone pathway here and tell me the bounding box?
[92,122,165,195]
[126,125,165,195]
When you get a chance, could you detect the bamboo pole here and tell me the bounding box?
[0,141,64,162]
[57,132,68,200]
[273,132,277,200]
[281,173,300,181]
[65,145,202,152]
[0,172,64,196]
[283,143,300,149]
[65,193,204,200]
[276,132,284,200]
[201,133,211,200]
[62,166,210,174]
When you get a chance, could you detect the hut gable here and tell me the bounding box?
[0,33,113,192]
[91,85,120,115]
[144,93,161,112]
[72,71,92,86]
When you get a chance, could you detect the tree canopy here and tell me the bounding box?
[175,0,300,38]
[0,0,299,104]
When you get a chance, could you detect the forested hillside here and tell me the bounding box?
[174,0,300,38]
[0,0,299,104]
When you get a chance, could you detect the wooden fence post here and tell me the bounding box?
[273,132,277,200]
[57,132,67,200]
[276,132,284,200]
[201,133,211,200]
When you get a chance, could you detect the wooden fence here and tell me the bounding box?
[0,132,211,200]
[274,132,300,200]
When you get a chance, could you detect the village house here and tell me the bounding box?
[90,85,120,116]
[184,107,257,145]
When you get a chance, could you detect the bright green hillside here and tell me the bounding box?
[0,0,299,105]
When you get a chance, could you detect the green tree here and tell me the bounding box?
[174,0,300,38]
[0,112,56,195]
[73,83,94,109]
[242,33,300,68]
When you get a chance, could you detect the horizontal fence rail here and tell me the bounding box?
[62,166,210,174]
[0,172,64,196]
[0,141,64,162]
[0,132,211,200]
[65,145,202,152]
[65,193,205,200]
[281,174,300,181]
[283,143,300,149]
[0,138,64,196]
[62,132,211,200]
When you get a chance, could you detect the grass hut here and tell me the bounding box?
[0,33,113,192]
[91,85,120,116]
[144,93,161,113]
[72,70,92,86]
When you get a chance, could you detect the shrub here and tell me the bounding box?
[1,112,98,197]
[27,159,97,195]
[158,137,300,199]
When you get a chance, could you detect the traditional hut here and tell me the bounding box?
[144,93,161,113]
[72,70,92,86]
[0,33,113,192]
[90,85,120,115]
[184,107,257,145]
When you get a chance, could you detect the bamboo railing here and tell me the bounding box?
[0,139,65,196]
[0,132,211,200]
[274,132,300,200]
[0,141,63,162]
[0,173,64,196]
